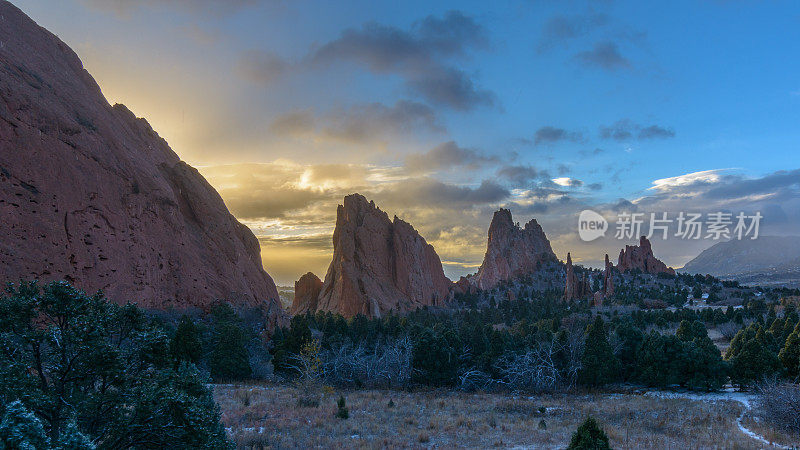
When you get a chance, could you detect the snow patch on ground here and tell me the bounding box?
[645,390,786,448]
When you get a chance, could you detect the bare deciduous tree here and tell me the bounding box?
[755,378,800,434]
[321,337,412,388]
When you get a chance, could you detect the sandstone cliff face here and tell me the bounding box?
[617,236,676,276]
[0,2,283,320]
[315,194,451,318]
[474,209,557,290]
[290,272,323,315]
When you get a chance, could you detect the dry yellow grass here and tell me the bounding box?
[213,383,777,449]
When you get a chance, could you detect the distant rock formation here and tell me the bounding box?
[315,194,451,318]
[290,272,323,315]
[474,209,557,290]
[0,2,284,324]
[453,275,478,296]
[602,254,615,298]
[564,253,591,301]
[617,236,676,276]
[590,254,615,307]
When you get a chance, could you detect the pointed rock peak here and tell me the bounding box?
[524,218,544,232]
[491,208,514,227]
[316,195,451,318]
[567,252,573,266]
[475,208,557,290]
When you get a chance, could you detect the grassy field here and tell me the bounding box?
[212,383,793,449]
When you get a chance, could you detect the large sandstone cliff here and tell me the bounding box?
[0,1,283,320]
[474,209,557,290]
[315,194,451,318]
[617,236,676,276]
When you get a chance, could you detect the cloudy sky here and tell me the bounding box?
[15,0,800,284]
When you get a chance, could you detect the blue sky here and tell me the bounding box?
[13,0,800,283]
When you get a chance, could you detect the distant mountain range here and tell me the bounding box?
[681,236,800,287]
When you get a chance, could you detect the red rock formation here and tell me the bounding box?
[602,254,615,298]
[290,272,323,315]
[475,209,557,290]
[315,194,451,318]
[564,253,591,301]
[617,236,676,276]
[453,276,478,295]
[0,2,284,322]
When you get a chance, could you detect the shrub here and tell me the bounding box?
[0,400,51,449]
[335,396,349,419]
[567,417,611,450]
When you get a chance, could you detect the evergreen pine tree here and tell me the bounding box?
[779,323,800,378]
[0,282,231,448]
[579,316,620,386]
[210,322,252,381]
[728,326,782,387]
[171,315,203,365]
[567,417,611,450]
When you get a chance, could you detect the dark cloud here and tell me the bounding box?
[638,125,676,140]
[534,126,584,145]
[323,101,443,142]
[497,165,541,187]
[587,182,603,191]
[405,141,498,173]
[308,11,494,110]
[576,41,630,70]
[537,12,609,52]
[269,100,442,144]
[599,119,675,141]
[703,169,800,200]
[376,178,510,208]
[405,67,495,110]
